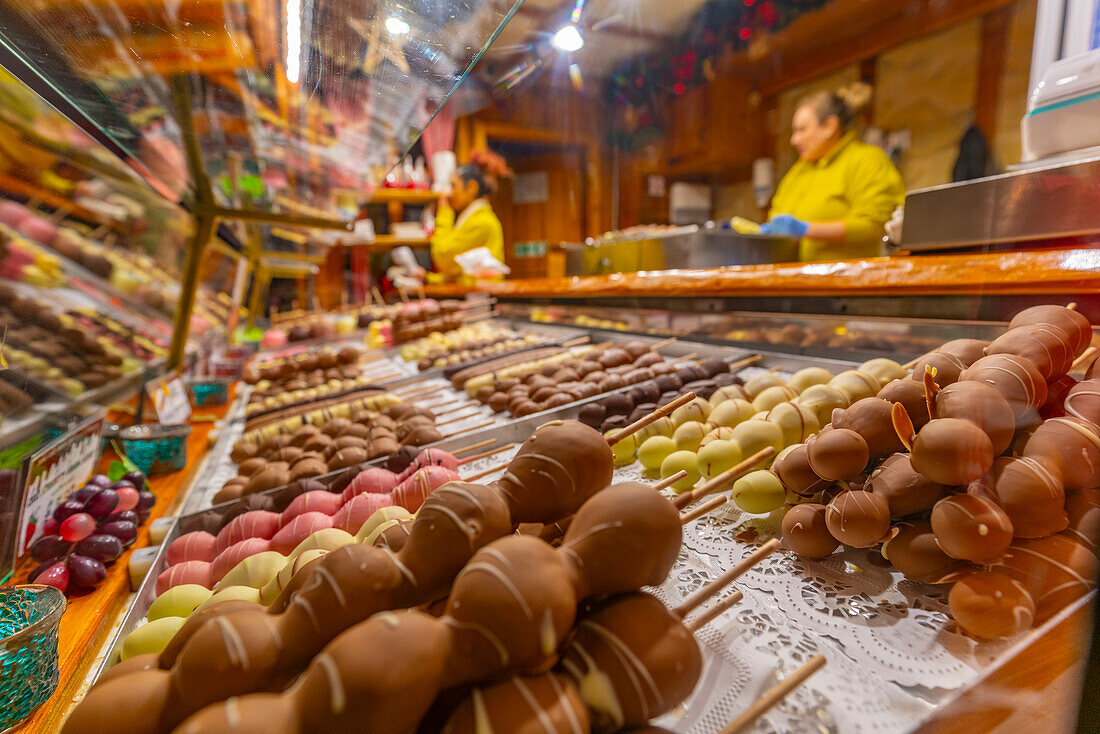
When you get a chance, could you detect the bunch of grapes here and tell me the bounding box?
[28,471,154,594]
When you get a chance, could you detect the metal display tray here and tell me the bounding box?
[90,338,858,682]
[95,367,1090,733]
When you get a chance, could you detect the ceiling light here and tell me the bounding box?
[385,16,410,35]
[285,0,301,83]
[551,24,584,52]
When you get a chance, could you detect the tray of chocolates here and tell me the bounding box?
[76,305,1099,732]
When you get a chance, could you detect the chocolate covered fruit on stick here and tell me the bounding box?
[63,420,618,734]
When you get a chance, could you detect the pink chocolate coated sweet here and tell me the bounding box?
[215,510,281,554]
[210,537,274,582]
[166,531,217,567]
[340,467,399,504]
[391,466,461,512]
[396,449,460,482]
[269,512,335,555]
[155,560,212,595]
[332,492,394,534]
[279,491,344,528]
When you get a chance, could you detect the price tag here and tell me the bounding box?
[147,375,192,425]
[15,410,106,559]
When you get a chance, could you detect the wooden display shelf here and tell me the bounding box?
[0,171,127,232]
[367,234,431,251]
[366,188,439,206]
[421,247,1100,299]
[2,387,237,732]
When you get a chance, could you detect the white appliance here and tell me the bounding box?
[669,182,712,225]
[1022,0,1100,161]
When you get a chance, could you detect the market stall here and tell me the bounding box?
[0,0,1096,732]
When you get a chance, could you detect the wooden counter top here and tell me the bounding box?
[424,248,1100,299]
[4,389,236,732]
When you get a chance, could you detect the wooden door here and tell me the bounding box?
[491,147,586,279]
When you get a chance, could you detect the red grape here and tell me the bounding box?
[86,474,111,488]
[99,520,137,545]
[71,486,98,503]
[30,534,70,562]
[122,470,146,488]
[107,510,139,525]
[136,491,156,512]
[75,534,123,562]
[34,561,69,593]
[53,499,85,522]
[67,554,106,588]
[115,487,139,512]
[41,517,60,536]
[84,489,119,518]
[59,513,96,542]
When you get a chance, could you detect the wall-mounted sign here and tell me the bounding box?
[512,172,549,204]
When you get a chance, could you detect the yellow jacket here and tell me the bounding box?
[429,198,505,284]
[770,132,905,261]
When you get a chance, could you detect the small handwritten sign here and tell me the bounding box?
[16,410,106,557]
[147,375,192,425]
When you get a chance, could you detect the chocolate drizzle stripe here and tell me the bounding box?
[293,595,323,633]
[569,640,627,727]
[214,617,250,672]
[444,618,510,666]
[1066,389,1100,421]
[512,676,557,734]
[429,504,480,546]
[1011,546,1093,586]
[225,697,242,728]
[315,653,347,715]
[315,566,347,609]
[560,521,624,550]
[580,619,663,717]
[434,485,487,514]
[261,615,283,649]
[382,548,418,587]
[459,562,534,619]
[545,672,586,734]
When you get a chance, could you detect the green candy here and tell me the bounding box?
[673,421,708,451]
[660,450,700,491]
[148,584,212,622]
[708,399,755,428]
[731,470,786,514]
[730,420,784,467]
[607,429,641,466]
[638,435,678,470]
[696,439,743,480]
[120,617,185,660]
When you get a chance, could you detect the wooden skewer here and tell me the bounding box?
[718,655,827,734]
[902,356,921,370]
[402,385,445,400]
[648,337,677,352]
[677,447,777,505]
[451,439,497,457]
[674,353,698,363]
[608,392,697,447]
[768,365,784,373]
[680,495,727,524]
[433,401,477,416]
[725,354,762,372]
[359,352,388,363]
[1071,345,1098,372]
[457,444,515,465]
[435,410,481,428]
[394,378,434,393]
[443,420,497,439]
[465,461,508,481]
[672,491,697,510]
[372,286,385,306]
[561,336,590,348]
[674,538,782,618]
[685,590,745,633]
[653,470,688,492]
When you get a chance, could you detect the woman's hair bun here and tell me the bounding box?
[837,81,873,116]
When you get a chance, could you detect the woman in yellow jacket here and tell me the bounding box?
[761,85,904,262]
[428,151,509,284]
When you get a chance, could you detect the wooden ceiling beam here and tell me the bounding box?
[754,0,1021,97]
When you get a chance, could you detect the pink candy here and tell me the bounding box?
[210,537,273,582]
[280,491,344,528]
[215,510,281,554]
[396,449,460,483]
[269,512,334,555]
[341,467,399,504]
[392,466,461,512]
[167,532,217,566]
[332,493,394,534]
[156,561,212,595]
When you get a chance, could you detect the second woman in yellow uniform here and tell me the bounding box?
[428,151,510,284]
[761,85,904,262]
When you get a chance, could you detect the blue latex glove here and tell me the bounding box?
[760,214,809,238]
